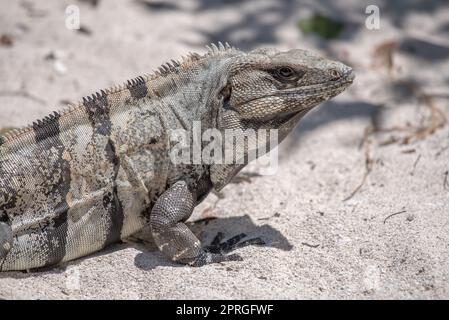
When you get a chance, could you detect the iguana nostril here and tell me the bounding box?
[344,69,355,83]
[329,69,341,80]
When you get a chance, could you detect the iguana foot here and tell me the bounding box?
[183,233,265,267]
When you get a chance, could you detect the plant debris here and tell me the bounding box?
[372,40,397,73]
[344,127,374,201]
[230,171,262,184]
[435,144,449,158]
[77,25,92,36]
[383,210,407,224]
[301,242,320,248]
[444,171,449,190]
[410,154,421,175]
[78,0,100,7]
[0,34,14,47]
[345,76,448,201]
[258,212,281,221]
[298,13,345,39]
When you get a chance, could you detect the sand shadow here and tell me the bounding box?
[280,100,383,156]
[0,214,292,276]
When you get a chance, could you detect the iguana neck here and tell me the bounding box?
[150,53,240,131]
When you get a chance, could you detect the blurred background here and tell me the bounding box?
[1,0,449,299]
[0,0,448,129]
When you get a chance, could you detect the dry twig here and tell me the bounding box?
[444,171,449,190]
[301,242,320,248]
[384,210,407,224]
[344,127,374,201]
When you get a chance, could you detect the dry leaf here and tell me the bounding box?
[372,40,397,72]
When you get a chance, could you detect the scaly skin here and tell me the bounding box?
[0,43,354,271]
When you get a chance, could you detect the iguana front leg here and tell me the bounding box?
[150,181,243,266]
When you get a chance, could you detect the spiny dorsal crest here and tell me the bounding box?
[205,41,234,56]
[0,42,236,145]
[32,111,60,130]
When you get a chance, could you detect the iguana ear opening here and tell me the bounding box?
[219,83,232,110]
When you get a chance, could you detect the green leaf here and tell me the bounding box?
[298,13,345,40]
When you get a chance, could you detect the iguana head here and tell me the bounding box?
[218,47,354,137]
[210,46,354,190]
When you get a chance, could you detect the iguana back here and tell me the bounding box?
[0,80,172,270]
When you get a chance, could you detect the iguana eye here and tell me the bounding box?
[278,66,295,78]
[272,66,303,82]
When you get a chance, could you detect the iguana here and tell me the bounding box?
[0,43,354,271]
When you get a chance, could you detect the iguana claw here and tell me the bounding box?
[205,232,265,255]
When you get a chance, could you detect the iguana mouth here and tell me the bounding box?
[238,70,355,107]
[278,70,355,95]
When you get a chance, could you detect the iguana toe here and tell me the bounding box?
[205,232,265,255]
[187,251,243,267]
[183,232,264,267]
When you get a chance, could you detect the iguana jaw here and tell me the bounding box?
[276,68,355,96]
[237,68,354,104]
[231,68,354,123]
